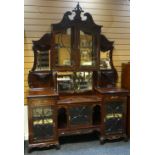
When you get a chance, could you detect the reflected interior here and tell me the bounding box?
[57,71,93,93]
[36,50,50,71]
[80,31,94,66]
[100,50,111,69]
[55,28,71,66]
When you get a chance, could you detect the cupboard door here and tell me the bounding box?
[54,28,73,67]
[79,30,98,68]
[69,105,92,126]
[104,97,126,135]
[80,31,94,66]
[31,106,56,142]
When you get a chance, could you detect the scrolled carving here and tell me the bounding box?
[100,35,114,51]
[52,3,102,32]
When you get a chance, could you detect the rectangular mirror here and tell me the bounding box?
[55,28,71,66]
[75,72,93,92]
[57,71,93,93]
[36,50,50,71]
[100,50,112,70]
[57,72,74,93]
[80,31,95,66]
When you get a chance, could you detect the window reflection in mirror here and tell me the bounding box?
[100,50,112,70]
[57,72,74,93]
[80,31,94,66]
[75,72,93,92]
[36,50,50,71]
[55,28,71,66]
[56,71,93,93]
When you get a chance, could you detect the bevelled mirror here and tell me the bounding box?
[74,72,93,92]
[80,31,94,66]
[55,28,72,66]
[56,71,93,93]
[100,50,112,70]
[57,72,74,93]
[36,50,50,71]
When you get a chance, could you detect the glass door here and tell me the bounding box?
[80,31,94,66]
[69,105,92,126]
[32,106,55,142]
[55,28,72,66]
[104,100,124,134]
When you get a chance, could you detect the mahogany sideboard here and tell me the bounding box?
[27,3,129,152]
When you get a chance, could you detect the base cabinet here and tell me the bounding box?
[96,88,129,144]
[27,89,128,152]
[28,97,59,152]
[104,96,126,135]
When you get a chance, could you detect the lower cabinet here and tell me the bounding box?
[27,93,128,152]
[31,106,55,141]
[100,95,128,143]
[69,105,92,127]
[28,98,59,152]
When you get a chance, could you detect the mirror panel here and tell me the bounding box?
[56,71,93,93]
[100,50,112,70]
[55,28,71,66]
[80,31,95,66]
[36,50,50,71]
[75,72,93,92]
[57,72,74,93]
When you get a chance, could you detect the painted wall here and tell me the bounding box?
[24,0,130,139]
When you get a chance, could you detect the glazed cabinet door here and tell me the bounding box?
[29,104,56,143]
[103,96,127,135]
[78,29,100,70]
[68,105,92,127]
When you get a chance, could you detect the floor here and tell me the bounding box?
[25,134,130,155]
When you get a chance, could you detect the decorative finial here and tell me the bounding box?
[72,2,84,21]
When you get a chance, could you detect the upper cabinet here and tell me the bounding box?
[30,3,115,76]
[51,3,102,71]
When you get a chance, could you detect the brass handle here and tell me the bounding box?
[110,96,118,99]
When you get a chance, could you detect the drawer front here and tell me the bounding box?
[28,98,55,106]
[104,95,127,102]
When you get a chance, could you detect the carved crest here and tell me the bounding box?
[52,3,102,32]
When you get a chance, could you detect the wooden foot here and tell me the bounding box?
[28,147,32,153]
[55,143,61,150]
[123,135,129,142]
[100,136,105,145]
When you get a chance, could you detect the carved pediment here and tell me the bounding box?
[52,2,102,32]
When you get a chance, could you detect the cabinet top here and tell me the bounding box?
[95,87,129,95]
[28,88,58,98]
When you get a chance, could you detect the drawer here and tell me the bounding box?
[104,95,127,102]
[28,98,55,106]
